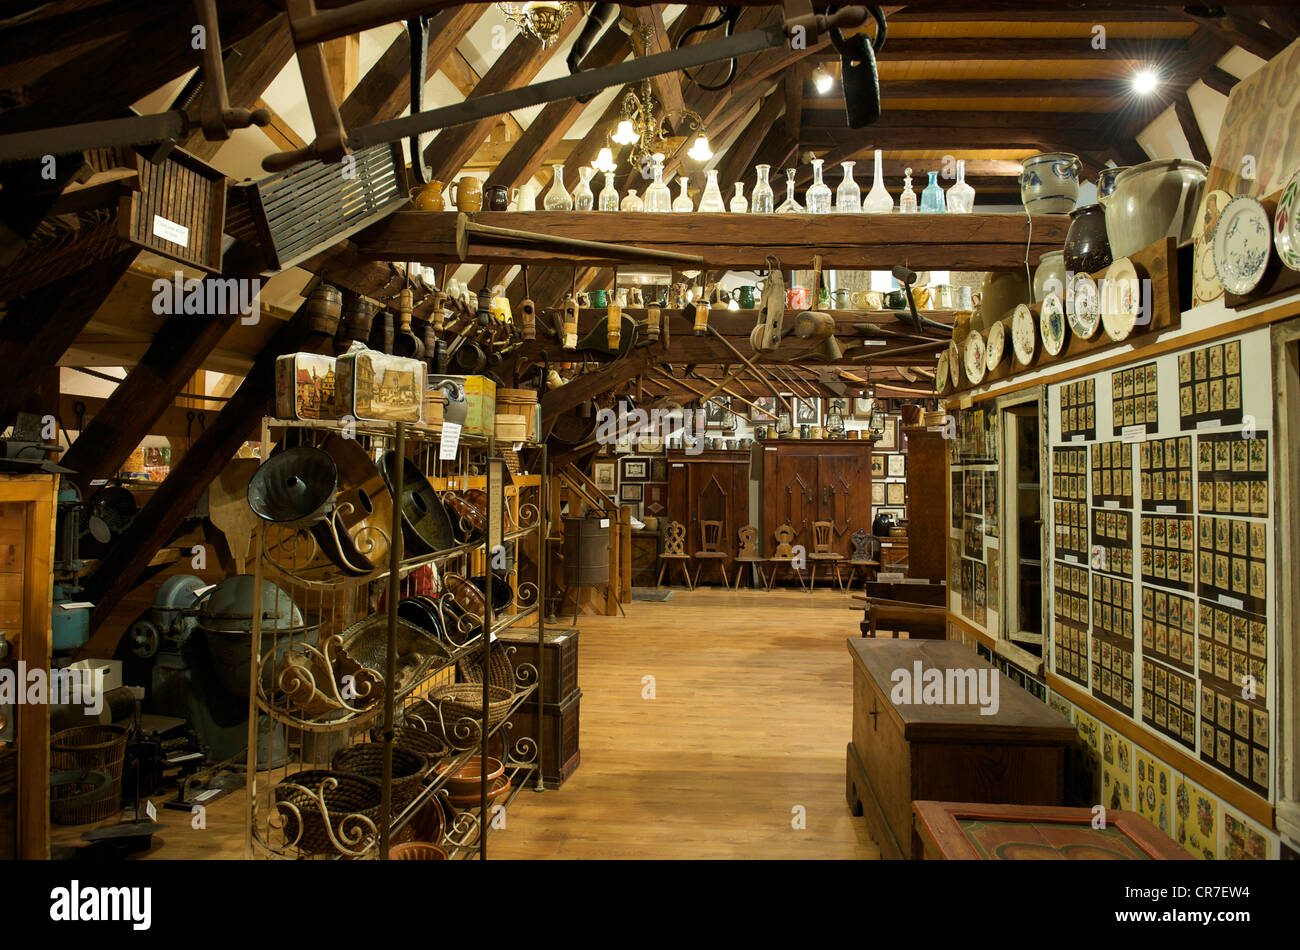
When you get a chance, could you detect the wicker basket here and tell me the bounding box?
[273,769,382,856]
[372,724,449,763]
[50,725,127,825]
[457,648,515,692]
[388,841,447,860]
[426,683,514,743]
[331,743,428,810]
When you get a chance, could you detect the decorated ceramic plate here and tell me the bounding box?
[985,318,1006,372]
[949,340,962,383]
[1040,290,1067,356]
[1068,272,1101,340]
[963,330,986,385]
[1011,303,1036,365]
[936,349,950,393]
[1101,257,1142,341]
[1194,189,1232,304]
[1274,166,1300,271]
[1213,195,1271,294]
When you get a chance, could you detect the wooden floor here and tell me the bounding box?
[53,586,879,859]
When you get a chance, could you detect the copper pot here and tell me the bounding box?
[442,490,486,538]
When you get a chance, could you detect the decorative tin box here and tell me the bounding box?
[428,374,496,437]
[275,352,341,420]
[336,346,425,424]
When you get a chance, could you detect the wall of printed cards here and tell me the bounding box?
[946,326,1280,859]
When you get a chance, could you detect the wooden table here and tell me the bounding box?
[845,639,1076,859]
[912,801,1186,860]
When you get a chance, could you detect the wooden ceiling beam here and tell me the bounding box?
[802,108,1102,131]
[441,47,525,144]
[1201,65,1241,96]
[810,37,1192,61]
[1173,93,1212,166]
[715,93,785,192]
[784,66,804,141]
[623,5,687,131]
[1182,8,1291,60]
[807,78,1136,99]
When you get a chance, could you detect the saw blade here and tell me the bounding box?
[0,111,188,164]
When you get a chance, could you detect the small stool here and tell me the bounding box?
[656,520,694,590]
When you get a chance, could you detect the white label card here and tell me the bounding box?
[1197,419,1223,431]
[1121,425,1146,443]
[1219,594,1245,610]
[1070,434,1085,442]
[599,519,609,528]
[152,214,189,247]
[145,800,158,820]
[1103,500,1119,509]
[439,421,462,460]
[1156,505,1177,513]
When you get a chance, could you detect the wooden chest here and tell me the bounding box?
[497,628,578,706]
[878,538,909,573]
[845,639,1074,859]
[504,689,580,788]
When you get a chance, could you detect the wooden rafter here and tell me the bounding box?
[1173,93,1211,165]
[714,93,784,191]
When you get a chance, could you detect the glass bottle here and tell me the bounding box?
[729,182,748,213]
[920,170,946,213]
[899,167,918,214]
[544,164,573,210]
[644,154,672,212]
[621,188,644,212]
[699,169,725,213]
[672,176,694,213]
[862,149,893,214]
[573,165,595,211]
[806,159,831,214]
[947,159,976,213]
[777,168,803,213]
[751,164,774,213]
[836,160,861,212]
[598,171,619,211]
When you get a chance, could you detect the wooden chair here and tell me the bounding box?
[844,528,880,591]
[692,519,730,588]
[765,523,806,591]
[732,524,765,590]
[807,521,845,591]
[656,520,694,590]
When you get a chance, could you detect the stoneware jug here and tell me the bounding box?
[409,180,446,211]
[516,181,538,211]
[1019,152,1081,215]
[1032,250,1068,302]
[1064,203,1113,275]
[1103,158,1206,259]
[449,176,483,212]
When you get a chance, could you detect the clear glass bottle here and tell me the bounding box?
[751,164,774,214]
[699,169,725,213]
[672,176,694,213]
[920,170,946,213]
[806,159,832,213]
[862,148,892,214]
[899,167,918,214]
[573,165,595,211]
[777,168,803,213]
[644,154,672,212]
[621,187,644,212]
[836,160,861,212]
[598,171,619,211]
[729,182,748,213]
[544,164,573,210]
[947,159,976,213]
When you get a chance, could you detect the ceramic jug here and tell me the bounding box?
[1019,152,1081,215]
[409,180,446,211]
[1064,203,1113,275]
[516,181,538,211]
[449,176,483,212]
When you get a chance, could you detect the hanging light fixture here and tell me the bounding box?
[687,133,713,162]
[812,64,835,95]
[497,2,576,49]
[611,26,708,170]
[594,144,617,174]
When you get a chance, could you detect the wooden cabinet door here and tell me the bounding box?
[667,452,748,557]
[816,448,869,554]
[768,452,819,548]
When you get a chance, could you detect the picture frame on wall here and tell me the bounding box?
[643,483,668,516]
[620,482,644,503]
[650,457,668,482]
[621,458,648,481]
[879,506,906,521]
[871,482,886,505]
[853,396,874,419]
[886,481,906,505]
[887,454,906,478]
[874,416,899,452]
[870,456,886,478]
[705,396,736,430]
[751,396,778,422]
[593,461,616,493]
[794,396,819,425]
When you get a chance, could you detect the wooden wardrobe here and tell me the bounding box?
[666,449,751,559]
[760,440,872,559]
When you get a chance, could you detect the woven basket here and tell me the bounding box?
[273,770,382,856]
[426,683,513,742]
[372,724,449,762]
[50,725,127,825]
[388,841,447,860]
[457,648,515,692]
[331,743,428,810]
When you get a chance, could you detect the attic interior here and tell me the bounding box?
[1,0,1299,880]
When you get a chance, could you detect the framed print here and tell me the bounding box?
[750,396,777,423]
[874,416,899,452]
[871,482,885,504]
[650,457,668,482]
[853,396,875,419]
[886,481,906,505]
[880,506,906,521]
[637,434,663,453]
[887,454,906,478]
[620,482,643,503]
[870,456,886,478]
[621,457,648,481]
[705,395,736,429]
[643,483,668,516]
[593,461,616,493]
[794,396,819,425]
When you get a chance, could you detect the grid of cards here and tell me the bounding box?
[1178,339,1243,429]
[1142,659,1196,751]
[1140,513,1195,593]
[1140,435,1193,512]
[1060,378,1096,439]
[1091,440,1133,506]
[1112,361,1159,434]
[1196,432,1269,517]
[1140,586,1195,674]
[1053,561,1090,687]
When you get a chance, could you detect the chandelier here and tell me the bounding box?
[610,27,710,170]
[497,2,576,48]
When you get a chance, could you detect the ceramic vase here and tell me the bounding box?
[1019,151,1081,215]
[1032,250,1068,302]
[1064,203,1113,274]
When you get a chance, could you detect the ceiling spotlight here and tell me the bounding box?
[813,65,834,95]
[1133,69,1159,95]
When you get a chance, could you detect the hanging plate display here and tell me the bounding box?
[1194,189,1232,304]
[963,330,987,385]
[985,318,1006,372]
[1275,166,1300,271]
[1011,303,1036,365]
[1068,272,1101,340]
[1040,290,1067,356]
[1101,257,1142,341]
[1213,195,1271,294]
[949,340,962,384]
[936,350,950,393]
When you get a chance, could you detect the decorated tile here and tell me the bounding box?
[1134,750,1172,836]
[1173,773,1219,860]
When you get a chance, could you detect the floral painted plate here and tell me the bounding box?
[936,349,950,393]
[963,330,986,385]
[1011,303,1036,365]
[949,340,962,384]
[1213,195,1271,295]
[1274,167,1300,271]
[1101,257,1142,341]
[1040,290,1067,356]
[985,318,1006,372]
[1068,272,1101,340]
[1194,189,1232,304]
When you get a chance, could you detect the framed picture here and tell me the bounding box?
[887,454,906,478]
[621,458,649,481]
[705,396,736,430]
[637,435,663,453]
[751,396,777,423]
[871,482,886,505]
[643,483,668,517]
[853,396,875,419]
[650,457,668,482]
[794,396,819,425]
[593,461,616,493]
[887,481,906,505]
[870,456,886,478]
[874,416,899,452]
[620,482,644,502]
[879,506,906,521]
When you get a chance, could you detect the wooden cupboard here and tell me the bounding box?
[903,426,947,580]
[666,450,751,560]
[760,440,871,559]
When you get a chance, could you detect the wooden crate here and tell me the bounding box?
[498,628,578,706]
[505,689,580,789]
[118,148,227,273]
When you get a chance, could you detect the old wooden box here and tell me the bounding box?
[119,147,228,273]
[504,689,580,788]
[845,639,1075,859]
[274,353,340,420]
[336,348,424,424]
[497,628,578,706]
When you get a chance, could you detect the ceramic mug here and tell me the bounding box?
[516,182,538,211]
[449,176,483,212]
[884,289,907,310]
[786,286,810,310]
[833,288,851,310]
[409,180,446,211]
[955,285,974,310]
[913,286,932,310]
[575,291,590,307]
[737,285,757,309]
[852,290,883,310]
[931,284,953,309]
[590,289,608,308]
[485,184,510,211]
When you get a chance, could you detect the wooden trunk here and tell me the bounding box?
[761,440,871,559]
[845,639,1074,859]
[505,689,581,788]
[904,426,948,581]
[879,538,909,573]
[666,449,751,565]
[497,628,578,707]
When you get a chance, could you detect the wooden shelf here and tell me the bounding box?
[354,210,1071,271]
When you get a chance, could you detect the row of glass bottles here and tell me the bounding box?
[540,152,976,213]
